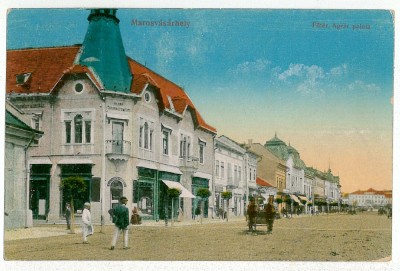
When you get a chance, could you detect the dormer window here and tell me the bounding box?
[16,73,31,85]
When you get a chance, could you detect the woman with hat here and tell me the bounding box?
[82,202,93,244]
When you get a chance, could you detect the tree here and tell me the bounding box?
[196,188,211,224]
[221,191,232,221]
[167,188,181,226]
[60,176,87,233]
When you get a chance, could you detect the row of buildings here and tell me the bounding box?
[5,9,344,228]
[343,188,392,209]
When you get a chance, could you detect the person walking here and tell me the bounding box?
[110,196,130,250]
[247,197,257,232]
[281,207,287,218]
[81,202,93,244]
[65,203,71,230]
[264,196,276,234]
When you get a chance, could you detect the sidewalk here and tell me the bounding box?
[4,216,245,241]
[4,213,339,241]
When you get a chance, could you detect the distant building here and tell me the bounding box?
[6,9,216,223]
[348,188,392,208]
[264,133,341,213]
[256,177,277,202]
[265,134,306,196]
[5,101,43,229]
[245,141,287,193]
[214,135,258,217]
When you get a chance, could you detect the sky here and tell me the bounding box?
[6,8,394,193]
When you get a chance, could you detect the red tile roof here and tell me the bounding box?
[7,46,81,94]
[127,58,216,133]
[6,46,216,134]
[350,188,392,196]
[256,177,274,187]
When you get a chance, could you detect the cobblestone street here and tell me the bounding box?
[4,212,391,261]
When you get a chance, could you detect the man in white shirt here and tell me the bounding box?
[82,202,93,244]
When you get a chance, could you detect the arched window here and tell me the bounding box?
[74,114,83,143]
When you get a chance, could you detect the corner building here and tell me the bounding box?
[6,9,216,224]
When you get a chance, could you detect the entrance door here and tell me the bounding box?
[112,122,124,154]
[110,180,123,209]
[29,178,49,219]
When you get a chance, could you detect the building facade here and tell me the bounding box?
[246,142,287,193]
[348,188,392,208]
[6,9,216,224]
[214,135,258,217]
[5,101,43,229]
[264,134,342,212]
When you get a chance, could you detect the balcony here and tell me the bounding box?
[105,140,131,161]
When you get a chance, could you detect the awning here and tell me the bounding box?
[291,195,304,206]
[162,180,196,198]
[298,196,310,203]
[192,172,212,179]
[136,161,157,170]
[58,158,94,164]
[29,157,52,165]
[159,164,182,175]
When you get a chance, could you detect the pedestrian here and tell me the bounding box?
[247,197,257,232]
[264,196,276,234]
[81,202,93,244]
[110,196,130,250]
[281,207,287,218]
[178,207,184,222]
[65,203,71,230]
[130,206,141,225]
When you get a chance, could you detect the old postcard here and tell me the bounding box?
[1,1,398,271]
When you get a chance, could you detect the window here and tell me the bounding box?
[74,115,83,143]
[139,126,143,148]
[249,167,252,180]
[144,91,151,103]
[162,130,169,155]
[64,112,92,144]
[31,114,41,144]
[112,122,124,154]
[16,73,31,85]
[215,160,220,177]
[85,121,91,143]
[238,166,242,183]
[74,82,84,93]
[65,121,71,143]
[228,163,232,180]
[199,141,205,164]
[221,162,225,178]
[144,122,149,149]
[139,120,154,151]
[179,134,191,159]
[234,165,238,184]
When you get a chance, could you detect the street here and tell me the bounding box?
[4,212,391,261]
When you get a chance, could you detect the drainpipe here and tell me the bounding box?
[24,135,35,228]
[101,99,107,231]
[211,134,216,219]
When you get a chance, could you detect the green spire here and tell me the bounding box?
[77,9,132,93]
